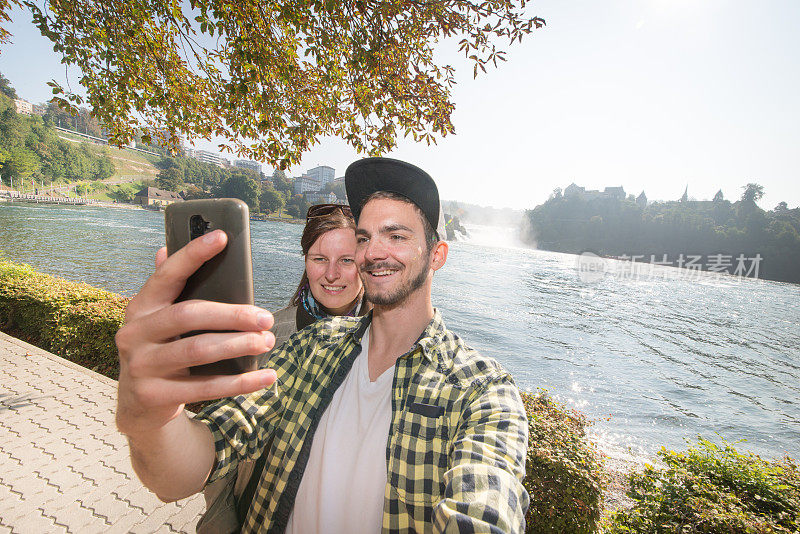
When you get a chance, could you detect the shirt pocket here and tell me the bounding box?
[387,408,449,506]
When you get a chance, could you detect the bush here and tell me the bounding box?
[521,390,607,533]
[607,438,800,533]
[0,260,127,378]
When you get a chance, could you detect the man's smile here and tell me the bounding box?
[368,269,398,277]
[362,262,403,280]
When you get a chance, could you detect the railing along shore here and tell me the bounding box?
[0,190,96,205]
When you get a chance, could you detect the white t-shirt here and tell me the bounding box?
[286,327,395,534]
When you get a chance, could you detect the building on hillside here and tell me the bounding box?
[13,99,33,115]
[307,165,335,185]
[564,183,584,197]
[294,175,321,195]
[185,148,227,168]
[636,191,647,208]
[234,159,262,175]
[604,186,626,200]
[134,187,184,207]
[306,191,338,205]
[564,182,626,200]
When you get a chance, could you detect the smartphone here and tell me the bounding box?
[165,198,258,375]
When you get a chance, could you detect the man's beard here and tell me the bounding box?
[362,260,429,307]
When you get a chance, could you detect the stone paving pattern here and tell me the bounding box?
[0,332,205,533]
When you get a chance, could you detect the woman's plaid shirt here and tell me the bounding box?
[195,309,529,533]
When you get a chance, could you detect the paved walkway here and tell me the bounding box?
[0,332,205,533]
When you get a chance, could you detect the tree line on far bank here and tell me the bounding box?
[523,185,800,284]
[0,74,115,188]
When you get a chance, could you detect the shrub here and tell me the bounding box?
[521,390,607,533]
[0,260,127,378]
[607,438,800,533]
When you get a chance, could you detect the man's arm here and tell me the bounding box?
[433,378,530,533]
[115,230,277,501]
[125,411,217,502]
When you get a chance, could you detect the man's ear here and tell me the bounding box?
[430,241,448,272]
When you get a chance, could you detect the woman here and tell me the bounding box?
[269,203,368,352]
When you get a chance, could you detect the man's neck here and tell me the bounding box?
[366,288,434,381]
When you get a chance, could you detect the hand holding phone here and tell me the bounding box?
[115,228,276,498]
[165,198,260,375]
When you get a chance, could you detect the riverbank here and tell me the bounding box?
[1,191,146,210]
[90,200,146,210]
[251,214,305,224]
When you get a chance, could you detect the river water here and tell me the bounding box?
[1,203,798,461]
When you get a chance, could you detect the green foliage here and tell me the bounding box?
[741,183,765,204]
[520,391,606,534]
[214,170,261,210]
[322,180,346,202]
[0,88,116,187]
[286,194,310,219]
[92,148,115,180]
[260,186,285,215]
[91,180,143,202]
[74,182,91,196]
[0,71,17,98]
[4,145,39,179]
[156,166,183,192]
[43,101,104,138]
[523,188,800,284]
[271,168,287,182]
[0,260,127,378]
[271,169,294,200]
[155,154,258,193]
[607,438,800,533]
[182,184,208,201]
[18,0,543,167]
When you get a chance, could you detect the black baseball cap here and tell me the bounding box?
[344,157,440,231]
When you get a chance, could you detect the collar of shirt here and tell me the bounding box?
[335,308,448,365]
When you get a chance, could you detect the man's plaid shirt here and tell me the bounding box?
[195,309,529,533]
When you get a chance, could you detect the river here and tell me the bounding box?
[1,202,798,461]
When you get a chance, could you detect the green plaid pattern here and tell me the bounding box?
[195,310,529,533]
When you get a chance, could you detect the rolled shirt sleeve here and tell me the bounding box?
[193,385,282,484]
[193,343,301,484]
[433,378,530,533]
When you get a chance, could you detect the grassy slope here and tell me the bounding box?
[56,131,160,181]
[55,133,161,201]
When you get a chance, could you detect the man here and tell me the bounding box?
[116,157,529,533]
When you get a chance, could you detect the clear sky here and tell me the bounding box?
[1,0,798,210]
